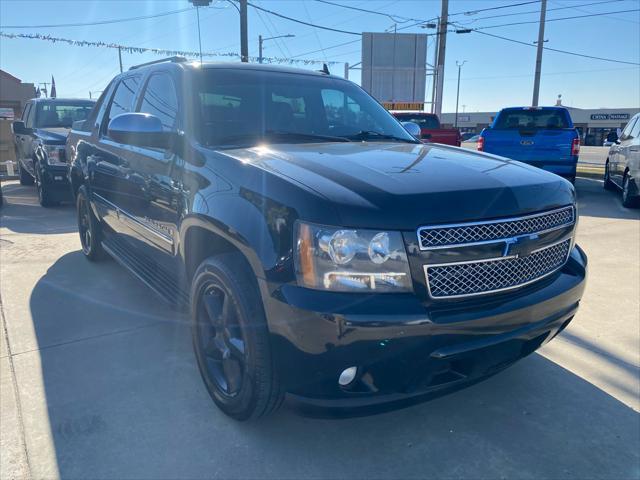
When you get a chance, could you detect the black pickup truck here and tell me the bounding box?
[66,58,587,420]
[12,98,95,206]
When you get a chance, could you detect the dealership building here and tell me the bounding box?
[440,105,639,146]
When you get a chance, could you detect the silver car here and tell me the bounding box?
[604,112,640,208]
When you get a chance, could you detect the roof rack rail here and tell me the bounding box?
[129,56,188,70]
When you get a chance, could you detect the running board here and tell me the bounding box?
[102,236,189,310]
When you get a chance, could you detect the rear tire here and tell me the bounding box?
[19,162,34,186]
[603,161,615,191]
[77,186,106,260]
[621,174,639,208]
[36,173,57,207]
[191,252,283,420]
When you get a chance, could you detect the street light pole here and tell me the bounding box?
[454,60,466,128]
[258,34,294,64]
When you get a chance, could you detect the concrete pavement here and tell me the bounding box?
[1,178,638,479]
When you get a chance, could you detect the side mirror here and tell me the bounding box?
[72,120,86,131]
[108,113,174,149]
[401,121,421,139]
[12,120,30,135]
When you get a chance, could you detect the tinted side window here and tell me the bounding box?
[138,74,179,131]
[104,76,141,132]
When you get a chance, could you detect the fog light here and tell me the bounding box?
[338,366,358,386]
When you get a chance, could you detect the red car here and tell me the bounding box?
[392,111,461,146]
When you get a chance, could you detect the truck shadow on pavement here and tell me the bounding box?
[0,182,76,235]
[23,250,640,480]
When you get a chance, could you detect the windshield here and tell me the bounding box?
[393,113,439,129]
[35,101,95,128]
[194,69,417,147]
[493,109,570,130]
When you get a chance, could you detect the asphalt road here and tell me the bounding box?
[1,178,639,480]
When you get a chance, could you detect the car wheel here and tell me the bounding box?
[36,171,57,207]
[77,186,106,260]
[19,162,34,186]
[191,252,283,420]
[603,161,615,191]
[621,174,639,208]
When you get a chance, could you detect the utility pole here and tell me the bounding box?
[434,0,448,117]
[240,0,248,62]
[454,60,466,128]
[344,62,349,80]
[118,46,123,73]
[258,35,263,64]
[196,6,203,64]
[532,0,547,106]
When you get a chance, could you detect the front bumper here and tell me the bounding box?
[264,245,587,413]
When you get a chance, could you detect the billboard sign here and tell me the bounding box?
[361,32,427,111]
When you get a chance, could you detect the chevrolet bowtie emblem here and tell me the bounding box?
[503,233,540,258]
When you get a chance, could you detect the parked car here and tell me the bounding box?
[390,111,462,146]
[604,112,640,208]
[12,98,95,206]
[67,58,587,420]
[478,106,580,183]
[460,132,477,142]
[463,134,480,143]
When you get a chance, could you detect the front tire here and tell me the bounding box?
[603,161,615,191]
[622,174,639,208]
[77,186,106,260]
[191,252,283,420]
[19,162,34,186]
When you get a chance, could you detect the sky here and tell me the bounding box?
[0,0,639,112]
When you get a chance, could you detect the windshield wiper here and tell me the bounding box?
[346,130,417,143]
[265,130,351,143]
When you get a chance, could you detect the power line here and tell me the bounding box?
[473,7,640,29]
[450,0,542,17]
[466,28,640,65]
[0,7,195,29]
[243,1,362,35]
[290,39,360,59]
[465,0,624,22]
[314,0,421,23]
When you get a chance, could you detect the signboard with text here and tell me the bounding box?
[590,113,630,120]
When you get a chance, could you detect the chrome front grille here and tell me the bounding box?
[418,206,575,249]
[425,239,572,299]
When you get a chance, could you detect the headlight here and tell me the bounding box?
[294,221,412,292]
[43,145,65,165]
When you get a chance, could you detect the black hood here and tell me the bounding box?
[221,142,575,230]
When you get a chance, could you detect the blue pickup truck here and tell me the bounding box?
[478,106,580,183]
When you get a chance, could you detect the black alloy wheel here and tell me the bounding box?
[191,253,283,420]
[76,186,105,260]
